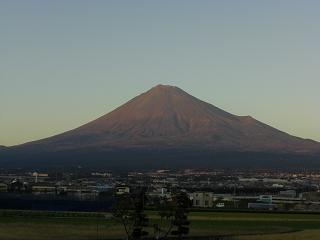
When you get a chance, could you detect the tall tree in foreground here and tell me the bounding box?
[112,192,135,238]
[154,192,190,239]
[171,192,190,239]
[112,189,149,239]
[131,190,149,239]
[153,199,176,239]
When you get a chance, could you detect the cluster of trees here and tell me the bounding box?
[112,189,190,239]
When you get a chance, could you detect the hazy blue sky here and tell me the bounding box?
[1,0,319,146]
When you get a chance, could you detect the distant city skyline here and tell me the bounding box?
[1,0,320,146]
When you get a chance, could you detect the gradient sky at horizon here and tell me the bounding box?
[1,0,320,146]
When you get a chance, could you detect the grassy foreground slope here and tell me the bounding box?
[0,210,320,239]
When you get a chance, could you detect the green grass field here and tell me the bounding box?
[0,210,319,239]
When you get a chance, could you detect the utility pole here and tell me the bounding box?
[233,182,236,208]
[96,217,99,240]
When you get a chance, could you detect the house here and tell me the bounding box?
[191,192,214,208]
[279,190,296,198]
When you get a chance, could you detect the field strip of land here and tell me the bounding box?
[0,210,320,239]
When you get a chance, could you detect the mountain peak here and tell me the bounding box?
[153,84,178,89]
[17,85,320,155]
[148,84,181,94]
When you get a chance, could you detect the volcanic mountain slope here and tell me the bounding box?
[13,84,320,154]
